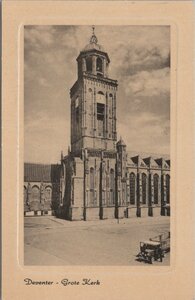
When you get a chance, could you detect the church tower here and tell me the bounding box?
[61,27,119,221]
[70,26,117,155]
[58,27,170,221]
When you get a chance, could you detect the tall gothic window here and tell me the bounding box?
[45,186,52,202]
[97,103,105,137]
[166,174,170,204]
[130,173,136,205]
[90,168,95,205]
[110,169,115,205]
[153,174,159,204]
[32,186,40,202]
[142,173,147,205]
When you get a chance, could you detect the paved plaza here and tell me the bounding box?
[24,216,170,266]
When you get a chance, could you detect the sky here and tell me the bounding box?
[24,25,170,164]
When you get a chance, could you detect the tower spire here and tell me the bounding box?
[92,25,95,35]
[90,25,98,44]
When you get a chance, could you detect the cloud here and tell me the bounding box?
[125,67,170,97]
[25,111,70,163]
[24,25,170,163]
[117,112,170,155]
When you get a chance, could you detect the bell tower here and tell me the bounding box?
[70,26,118,155]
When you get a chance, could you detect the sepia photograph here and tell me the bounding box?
[24,25,170,266]
[3,1,195,299]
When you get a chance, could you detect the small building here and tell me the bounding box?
[24,163,61,216]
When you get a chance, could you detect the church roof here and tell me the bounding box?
[127,157,137,167]
[24,163,61,183]
[82,26,105,53]
[82,42,105,52]
[131,155,147,168]
[155,158,170,169]
[127,150,170,160]
[143,157,160,169]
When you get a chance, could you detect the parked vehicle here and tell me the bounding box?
[137,240,164,264]
[149,231,170,253]
[136,231,170,264]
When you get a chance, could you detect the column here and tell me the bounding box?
[93,88,96,136]
[92,56,97,75]
[137,172,142,217]
[161,173,167,215]
[149,173,154,205]
[105,92,108,138]
[82,57,86,72]
[113,93,117,140]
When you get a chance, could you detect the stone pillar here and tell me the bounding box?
[92,56,97,75]
[113,93,117,140]
[161,173,167,215]
[137,172,142,217]
[103,59,107,77]
[27,183,32,210]
[83,149,89,220]
[148,173,154,216]
[93,88,97,136]
[40,182,45,211]
[82,57,86,72]
[105,92,108,139]
[81,84,86,136]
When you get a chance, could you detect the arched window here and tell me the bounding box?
[142,173,147,205]
[110,169,115,205]
[130,173,136,205]
[86,56,92,72]
[96,57,103,73]
[166,174,170,204]
[31,186,40,201]
[153,174,159,204]
[97,91,105,103]
[96,93,105,137]
[90,168,95,205]
[45,186,52,201]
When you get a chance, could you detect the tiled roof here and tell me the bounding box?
[127,151,170,160]
[24,163,61,183]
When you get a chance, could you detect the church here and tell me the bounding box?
[24,28,170,220]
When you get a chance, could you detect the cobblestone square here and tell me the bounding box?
[24,216,170,266]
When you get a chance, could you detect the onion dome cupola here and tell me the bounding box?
[77,26,110,78]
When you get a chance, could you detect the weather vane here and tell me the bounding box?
[92,25,95,35]
[90,25,98,44]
